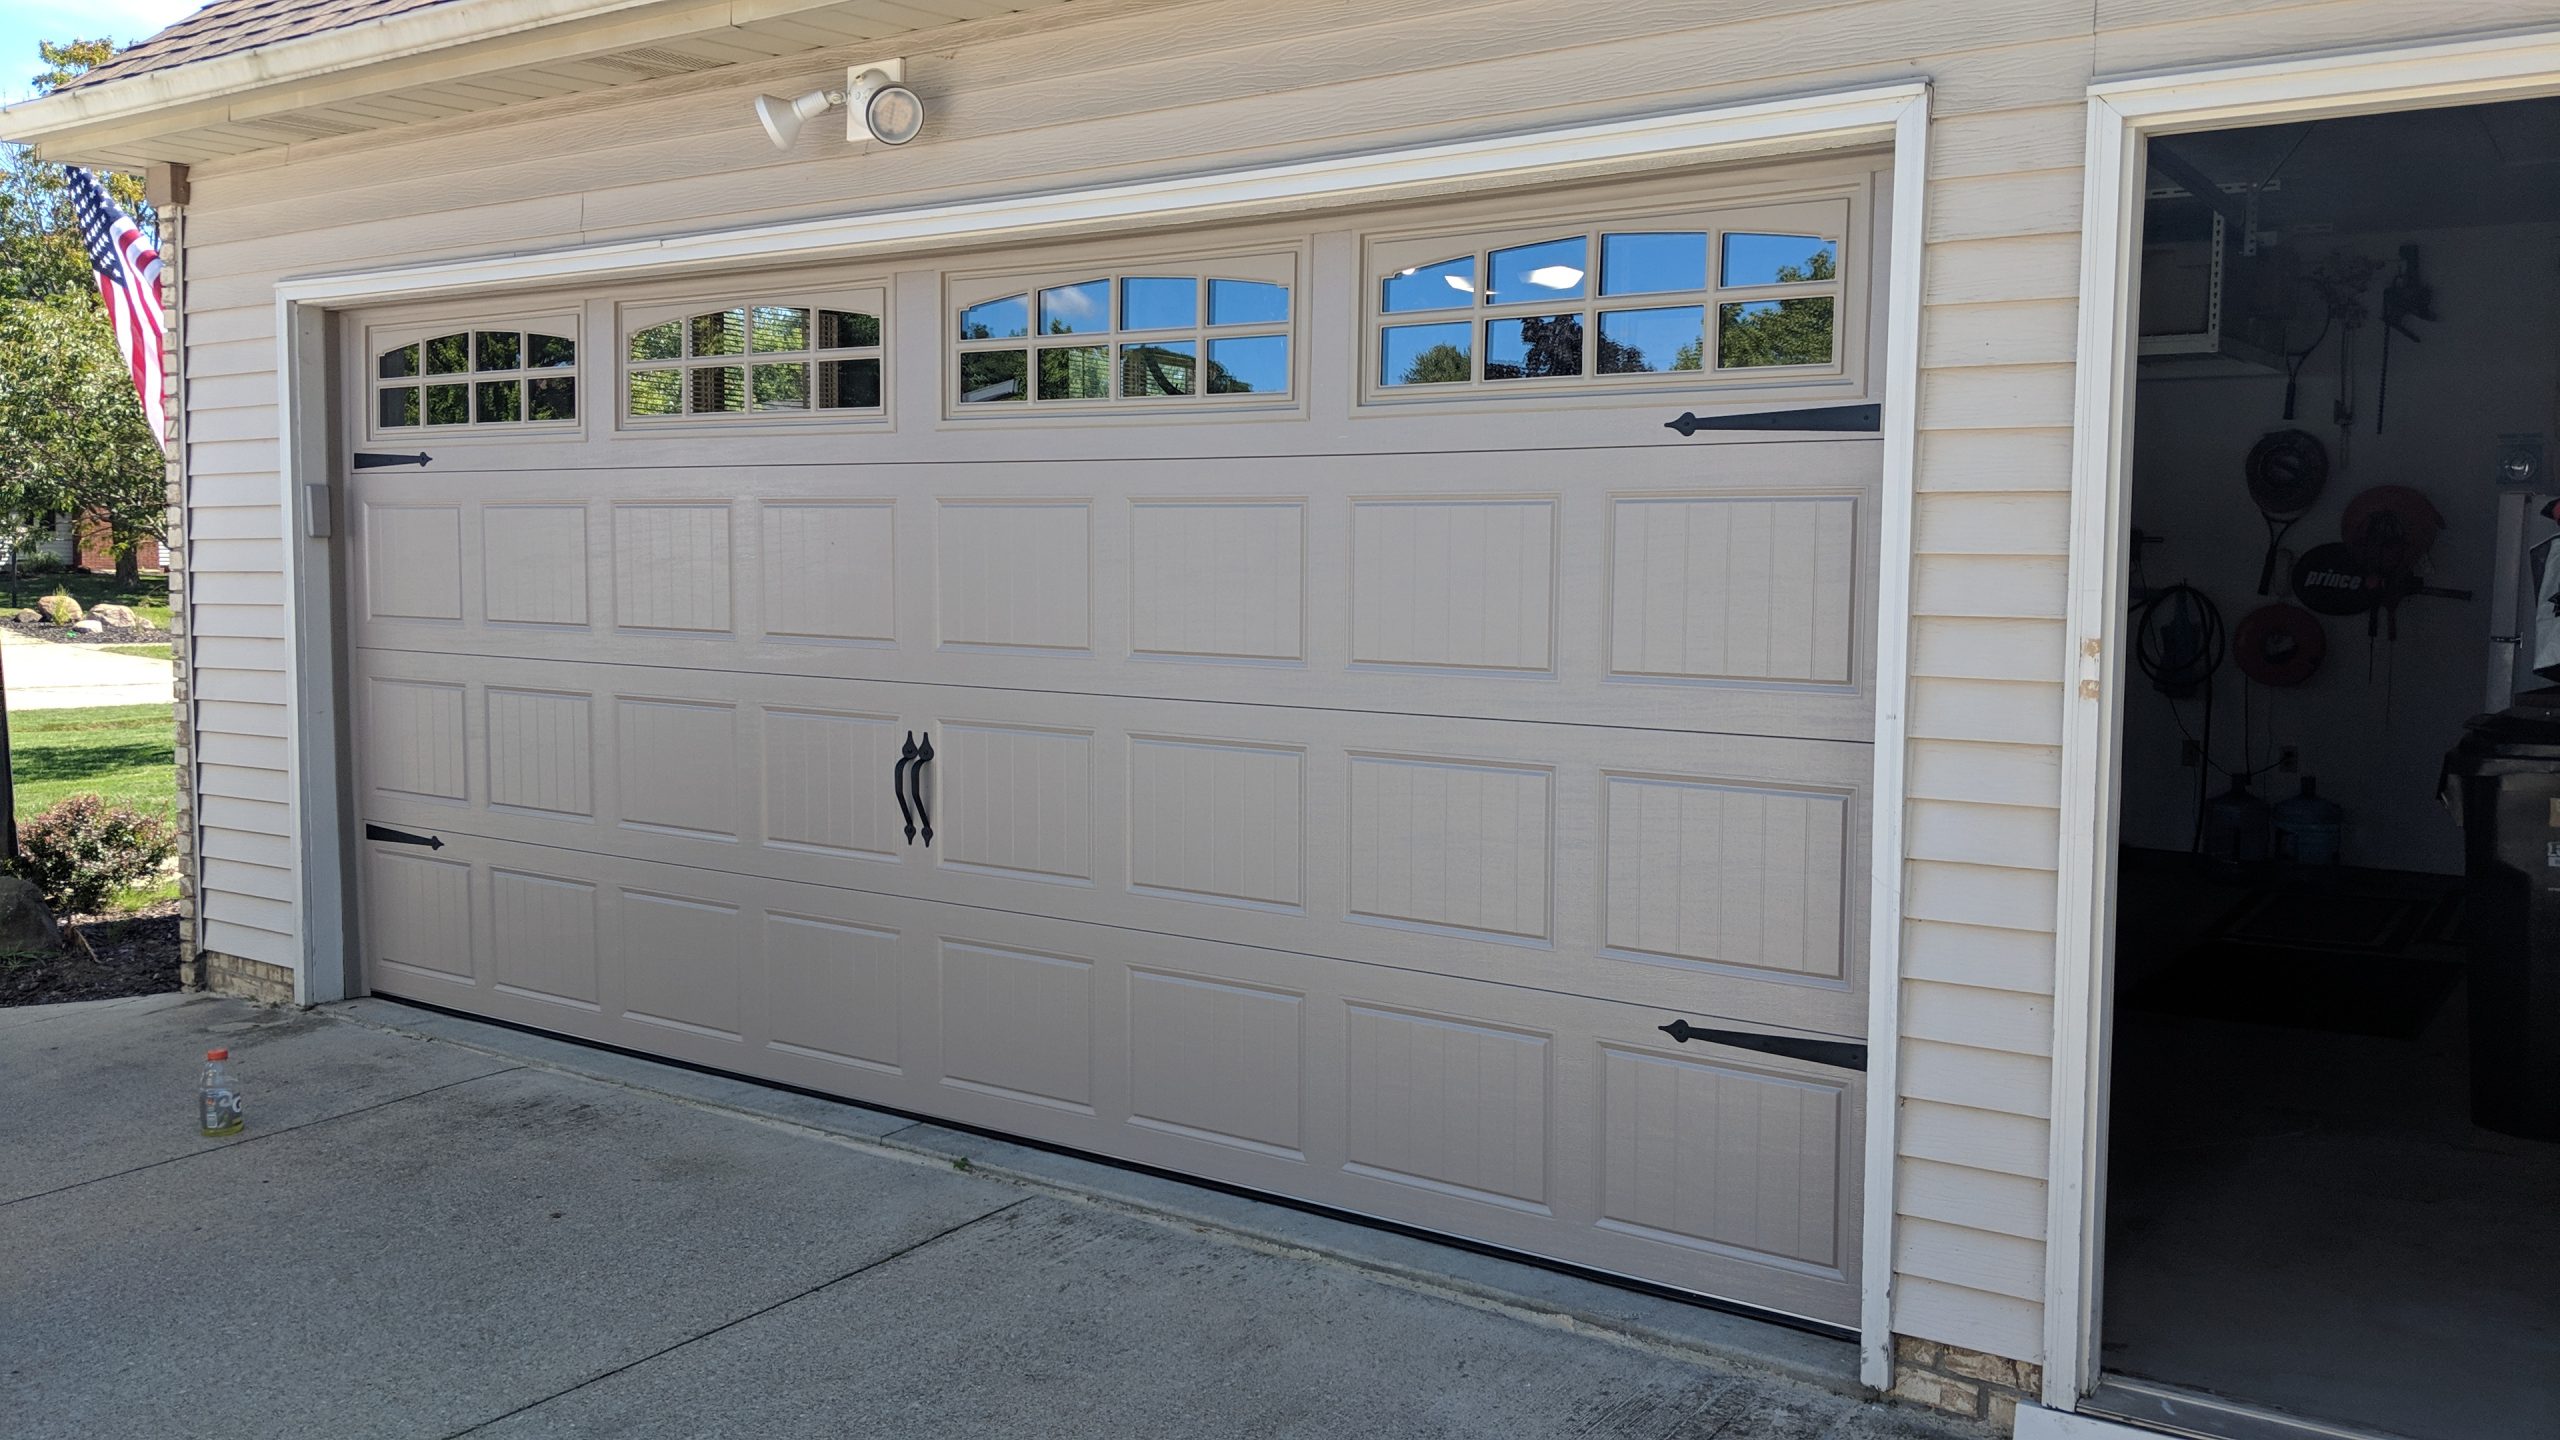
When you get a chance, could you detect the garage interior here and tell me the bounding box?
[2101,98,2560,1438]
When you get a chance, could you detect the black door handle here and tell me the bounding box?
[913,733,935,848]
[895,732,919,845]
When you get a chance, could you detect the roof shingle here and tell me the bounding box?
[64,0,469,91]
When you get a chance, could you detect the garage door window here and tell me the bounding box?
[622,292,886,423]
[1366,196,1848,397]
[950,253,1295,412]
[374,318,578,432]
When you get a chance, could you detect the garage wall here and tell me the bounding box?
[168,0,2560,1366]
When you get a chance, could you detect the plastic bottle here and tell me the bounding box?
[199,1049,244,1137]
[2199,773,2274,876]
[2272,775,2345,867]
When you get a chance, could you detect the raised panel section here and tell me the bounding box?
[762,708,902,859]
[613,503,732,633]
[1351,499,1555,672]
[1129,501,1304,661]
[1128,736,1302,910]
[1127,969,1304,1157]
[938,938,1092,1112]
[618,889,743,1040]
[763,911,900,1072]
[1347,754,1551,941]
[366,848,472,981]
[937,722,1092,884]
[1610,495,1857,684]
[489,868,599,1008]
[762,501,894,643]
[1344,1005,1549,1211]
[365,505,462,621]
[1603,775,1849,979]
[485,688,593,817]
[1600,1046,1845,1269]
[364,679,465,801]
[936,500,1091,651]
[615,698,739,840]
[482,504,589,626]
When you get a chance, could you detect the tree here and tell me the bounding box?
[1396,342,1471,386]
[2,37,163,581]
[1715,249,1838,369]
[0,293,168,570]
[4,41,151,303]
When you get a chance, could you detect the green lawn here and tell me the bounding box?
[101,644,173,662]
[9,704,176,820]
[7,703,179,911]
[3,571,172,629]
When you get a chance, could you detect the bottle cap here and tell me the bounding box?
[206,1049,228,1061]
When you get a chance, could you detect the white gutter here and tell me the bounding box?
[0,0,846,148]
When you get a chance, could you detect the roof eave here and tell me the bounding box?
[0,0,802,158]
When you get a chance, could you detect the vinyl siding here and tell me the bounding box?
[163,0,2560,1364]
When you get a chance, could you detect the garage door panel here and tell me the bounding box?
[362,829,1860,1325]
[348,442,1878,740]
[354,650,1867,1034]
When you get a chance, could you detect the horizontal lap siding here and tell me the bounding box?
[165,0,2560,1365]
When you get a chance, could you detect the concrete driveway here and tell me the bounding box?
[0,994,1959,1440]
[0,629,173,710]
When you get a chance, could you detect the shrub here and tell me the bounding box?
[11,796,175,914]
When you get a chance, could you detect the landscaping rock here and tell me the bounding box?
[69,619,104,634]
[36,593,82,625]
[0,875,65,954]
[12,609,36,624]
[91,604,139,628]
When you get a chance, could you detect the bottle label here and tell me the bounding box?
[201,1089,243,1133]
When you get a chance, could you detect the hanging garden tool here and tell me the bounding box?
[2291,251,2383,467]
[2234,603,2327,688]
[2375,244,2434,434]
[2244,429,2328,595]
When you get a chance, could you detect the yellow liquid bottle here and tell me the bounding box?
[199,1049,244,1137]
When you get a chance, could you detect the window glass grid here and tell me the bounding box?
[1370,215,1846,391]
[374,324,578,431]
[955,269,1292,409]
[625,300,885,421]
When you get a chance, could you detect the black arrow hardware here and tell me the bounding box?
[364,823,445,850]
[1664,404,1881,437]
[1658,1018,1867,1071]
[913,733,935,848]
[353,452,433,469]
[895,733,920,845]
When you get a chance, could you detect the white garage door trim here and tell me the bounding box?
[269,80,1931,1386]
[2049,30,2560,1415]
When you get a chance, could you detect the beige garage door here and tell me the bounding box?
[342,160,1888,1327]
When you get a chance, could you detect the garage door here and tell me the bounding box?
[342,160,1888,1327]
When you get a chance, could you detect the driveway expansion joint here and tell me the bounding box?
[436,1197,1036,1439]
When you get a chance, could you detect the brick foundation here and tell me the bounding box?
[1891,1336,2040,1431]
[203,951,294,1007]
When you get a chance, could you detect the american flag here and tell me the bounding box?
[66,166,169,453]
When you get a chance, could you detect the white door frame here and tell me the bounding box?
[2044,28,2560,1412]
[271,81,1931,1384]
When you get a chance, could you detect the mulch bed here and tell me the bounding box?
[0,902,183,1006]
[0,618,166,647]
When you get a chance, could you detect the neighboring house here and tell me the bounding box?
[0,513,163,572]
[6,6,2555,1439]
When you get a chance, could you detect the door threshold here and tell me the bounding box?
[2081,1375,2420,1440]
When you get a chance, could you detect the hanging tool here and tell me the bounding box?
[2375,244,2434,434]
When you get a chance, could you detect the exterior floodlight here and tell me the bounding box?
[755,88,841,150]
[848,67,924,146]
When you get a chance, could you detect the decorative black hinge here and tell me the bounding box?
[353,452,433,469]
[1664,404,1882,437]
[364,823,445,850]
[1658,1018,1867,1071]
